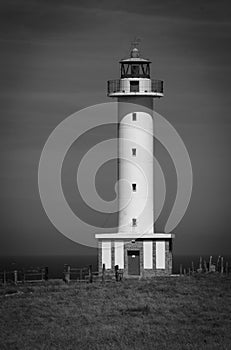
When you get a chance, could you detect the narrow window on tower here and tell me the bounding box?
[132,218,137,227]
[132,183,137,192]
[132,148,136,156]
[132,113,137,121]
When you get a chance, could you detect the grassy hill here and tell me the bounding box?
[0,275,230,349]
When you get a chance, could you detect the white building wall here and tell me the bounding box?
[118,109,154,234]
[114,241,124,268]
[156,241,165,269]
[143,241,153,269]
[102,241,111,269]
[120,78,151,93]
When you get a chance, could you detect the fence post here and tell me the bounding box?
[14,270,18,285]
[45,267,48,281]
[41,268,44,281]
[209,256,212,272]
[23,269,26,284]
[89,265,93,283]
[3,270,6,286]
[115,265,119,282]
[180,264,182,276]
[221,257,224,274]
[64,264,70,283]
[197,256,202,273]
[216,256,221,272]
[67,265,71,283]
[191,261,194,274]
[204,260,208,273]
[102,264,105,283]
[225,261,228,275]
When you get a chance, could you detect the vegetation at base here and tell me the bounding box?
[0,275,230,349]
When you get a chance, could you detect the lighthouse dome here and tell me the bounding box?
[131,47,139,58]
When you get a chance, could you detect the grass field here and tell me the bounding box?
[0,275,230,349]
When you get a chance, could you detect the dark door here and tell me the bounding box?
[130,81,139,92]
[128,250,140,275]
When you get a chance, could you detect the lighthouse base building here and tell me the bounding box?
[95,234,174,277]
[95,45,174,277]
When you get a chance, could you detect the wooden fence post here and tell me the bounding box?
[197,256,202,273]
[45,267,48,281]
[225,261,228,275]
[115,265,119,282]
[221,257,224,274]
[64,264,70,283]
[67,265,71,283]
[3,270,6,286]
[204,260,208,273]
[89,265,93,283]
[216,256,221,272]
[209,256,212,272]
[191,261,194,274]
[180,264,182,276]
[23,269,26,284]
[14,270,18,285]
[102,264,105,283]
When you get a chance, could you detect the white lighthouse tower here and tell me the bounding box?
[95,44,174,277]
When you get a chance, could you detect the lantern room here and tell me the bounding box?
[120,47,151,79]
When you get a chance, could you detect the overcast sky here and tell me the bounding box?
[0,0,231,256]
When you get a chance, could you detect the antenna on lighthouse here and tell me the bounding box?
[131,36,141,50]
[130,36,141,57]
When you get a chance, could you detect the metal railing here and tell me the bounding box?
[107,79,163,95]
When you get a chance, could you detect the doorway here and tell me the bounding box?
[127,250,140,275]
[130,81,139,92]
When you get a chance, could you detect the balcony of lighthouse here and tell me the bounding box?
[107,79,164,97]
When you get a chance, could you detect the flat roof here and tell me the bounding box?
[120,58,151,63]
[95,233,175,239]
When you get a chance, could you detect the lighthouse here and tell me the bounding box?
[95,44,174,277]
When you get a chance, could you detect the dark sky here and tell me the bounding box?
[0,0,231,256]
